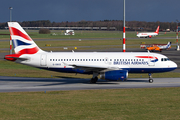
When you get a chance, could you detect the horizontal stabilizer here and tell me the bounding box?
[4,54,29,61]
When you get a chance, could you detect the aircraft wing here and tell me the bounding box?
[63,62,120,72]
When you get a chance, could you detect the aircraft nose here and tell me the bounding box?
[171,61,178,68]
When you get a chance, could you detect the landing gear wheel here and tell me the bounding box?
[90,77,98,83]
[149,79,153,83]
[148,73,153,83]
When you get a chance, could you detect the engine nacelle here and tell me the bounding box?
[148,35,152,38]
[100,70,128,81]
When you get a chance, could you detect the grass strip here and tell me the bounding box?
[0,88,180,119]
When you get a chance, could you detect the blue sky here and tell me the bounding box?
[0,0,180,23]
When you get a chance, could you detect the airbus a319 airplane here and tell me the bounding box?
[5,22,177,83]
[137,26,160,38]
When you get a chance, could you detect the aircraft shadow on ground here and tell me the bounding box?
[123,79,148,83]
[0,76,149,86]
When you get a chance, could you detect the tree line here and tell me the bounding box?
[0,20,179,31]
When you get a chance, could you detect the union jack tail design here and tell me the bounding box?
[8,22,44,54]
[5,22,44,61]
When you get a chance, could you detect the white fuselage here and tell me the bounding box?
[18,52,177,74]
[137,32,158,38]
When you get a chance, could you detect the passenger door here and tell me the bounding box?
[40,54,47,66]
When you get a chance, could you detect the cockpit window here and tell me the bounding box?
[161,58,170,61]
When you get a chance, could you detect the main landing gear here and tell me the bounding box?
[90,76,98,83]
[90,72,99,83]
[148,73,153,83]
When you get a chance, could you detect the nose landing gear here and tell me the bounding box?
[148,73,153,83]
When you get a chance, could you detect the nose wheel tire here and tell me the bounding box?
[149,79,153,83]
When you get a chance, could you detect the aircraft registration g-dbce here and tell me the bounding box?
[137,26,159,38]
[5,22,177,83]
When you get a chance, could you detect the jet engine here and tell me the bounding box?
[100,70,128,81]
[148,35,152,38]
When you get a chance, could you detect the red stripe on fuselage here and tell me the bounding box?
[136,56,158,59]
[9,27,32,41]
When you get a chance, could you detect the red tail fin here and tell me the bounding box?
[155,26,160,34]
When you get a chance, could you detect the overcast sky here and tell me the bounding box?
[0,0,180,23]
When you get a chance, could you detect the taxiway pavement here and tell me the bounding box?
[0,76,180,92]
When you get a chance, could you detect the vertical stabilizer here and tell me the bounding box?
[5,22,45,61]
[155,26,160,34]
[166,42,171,49]
[8,22,44,54]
